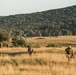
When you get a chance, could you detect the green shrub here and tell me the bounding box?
[46,43,61,47]
[26,43,32,47]
[33,43,41,48]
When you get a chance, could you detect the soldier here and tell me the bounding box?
[27,46,33,56]
[65,46,74,62]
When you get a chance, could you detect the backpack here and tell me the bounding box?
[65,48,70,54]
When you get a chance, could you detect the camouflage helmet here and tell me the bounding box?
[68,46,71,49]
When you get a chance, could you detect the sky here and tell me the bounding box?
[0,0,76,16]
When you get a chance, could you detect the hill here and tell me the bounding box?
[0,5,76,37]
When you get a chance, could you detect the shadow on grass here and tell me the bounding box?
[34,50,65,54]
[0,51,28,56]
[35,37,45,39]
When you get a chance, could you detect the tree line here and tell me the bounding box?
[0,5,76,37]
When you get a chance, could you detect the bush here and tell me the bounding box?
[0,32,9,42]
[26,43,32,47]
[33,43,41,48]
[12,37,28,47]
[3,42,8,47]
[46,43,61,47]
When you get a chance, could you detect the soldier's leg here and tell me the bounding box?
[68,55,71,62]
[70,54,75,61]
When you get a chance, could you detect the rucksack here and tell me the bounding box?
[65,48,70,54]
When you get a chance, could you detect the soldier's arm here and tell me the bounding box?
[71,49,74,55]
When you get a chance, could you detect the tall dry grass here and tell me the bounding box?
[0,36,76,75]
[27,36,76,47]
[0,47,76,75]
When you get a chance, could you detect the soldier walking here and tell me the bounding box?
[65,46,74,62]
[27,46,33,56]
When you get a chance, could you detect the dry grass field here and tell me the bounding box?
[0,36,76,75]
[27,36,76,47]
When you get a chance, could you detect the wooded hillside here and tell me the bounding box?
[0,5,76,37]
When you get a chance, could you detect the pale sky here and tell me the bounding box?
[0,0,76,16]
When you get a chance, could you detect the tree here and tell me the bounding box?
[0,32,9,48]
[0,32,9,42]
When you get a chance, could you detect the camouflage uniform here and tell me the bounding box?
[27,46,33,56]
[65,46,74,61]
